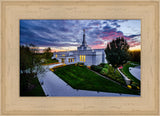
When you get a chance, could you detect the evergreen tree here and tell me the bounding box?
[105,37,130,72]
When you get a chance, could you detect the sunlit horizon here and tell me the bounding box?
[28,45,141,53]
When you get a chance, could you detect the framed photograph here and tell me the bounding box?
[0,0,159,115]
[20,19,141,97]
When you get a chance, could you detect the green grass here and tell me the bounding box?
[46,59,58,64]
[128,61,140,65]
[54,65,139,95]
[120,62,140,86]
[42,59,58,65]
[20,74,45,96]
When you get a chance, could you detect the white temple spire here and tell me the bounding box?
[82,29,87,46]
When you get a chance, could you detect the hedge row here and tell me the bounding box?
[91,65,103,73]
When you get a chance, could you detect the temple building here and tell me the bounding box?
[52,29,107,66]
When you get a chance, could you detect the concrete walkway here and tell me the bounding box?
[129,66,141,80]
[37,64,139,96]
[117,69,131,85]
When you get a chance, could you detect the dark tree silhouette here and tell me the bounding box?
[43,47,52,59]
[105,37,130,72]
[20,44,44,91]
[20,44,43,75]
[129,50,140,63]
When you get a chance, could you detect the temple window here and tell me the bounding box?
[79,55,86,62]
[82,55,83,62]
[80,55,81,61]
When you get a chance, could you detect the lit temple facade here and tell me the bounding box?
[53,29,107,66]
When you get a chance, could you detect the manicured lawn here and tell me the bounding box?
[120,62,140,86]
[54,65,139,95]
[20,74,45,96]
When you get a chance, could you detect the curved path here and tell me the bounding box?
[38,64,139,96]
[129,66,141,80]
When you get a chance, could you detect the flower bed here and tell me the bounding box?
[91,63,126,85]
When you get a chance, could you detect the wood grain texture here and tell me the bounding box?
[0,0,159,115]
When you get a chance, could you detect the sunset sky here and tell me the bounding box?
[20,20,141,52]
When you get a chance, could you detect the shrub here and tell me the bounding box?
[87,66,91,69]
[108,65,114,73]
[131,84,137,90]
[91,65,103,73]
[127,85,132,89]
[131,82,139,90]
[104,64,109,68]
[98,63,109,68]
[99,63,106,67]
[100,68,108,75]
[77,62,84,66]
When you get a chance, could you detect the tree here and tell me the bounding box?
[105,37,130,72]
[20,44,44,75]
[20,44,45,91]
[129,50,140,63]
[43,47,53,59]
[20,45,33,74]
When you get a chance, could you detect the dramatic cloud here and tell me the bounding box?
[20,20,141,51]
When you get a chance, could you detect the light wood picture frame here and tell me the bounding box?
[0,0,159,115]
